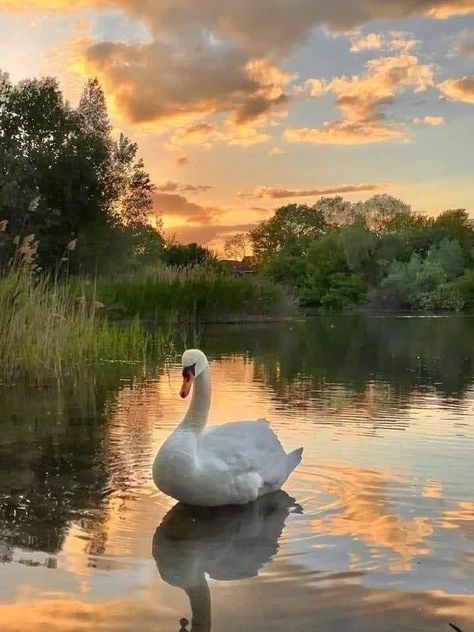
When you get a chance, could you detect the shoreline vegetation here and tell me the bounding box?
[1,71,473,381]
[0,268,176,384]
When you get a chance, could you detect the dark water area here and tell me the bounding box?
[0,315,473,631]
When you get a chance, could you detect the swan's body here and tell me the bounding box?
[153,349,303,507]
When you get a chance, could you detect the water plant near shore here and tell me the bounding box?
[0,268,174,383]
[87,264,284,322]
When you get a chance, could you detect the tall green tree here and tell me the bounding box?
[354,194,412,233]
[0,72,162,272]
[250,203,327,263]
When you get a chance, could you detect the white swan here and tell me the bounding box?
[152,349,303,507]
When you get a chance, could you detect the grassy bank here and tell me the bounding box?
[84,265,285,322]
[0,268,174,383]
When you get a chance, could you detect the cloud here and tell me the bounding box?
[165,222,256,246]
[285,121,407,144]
[5,0,470,139]
[2,1,474,52]
[156,181,179,193]
[305,78,325,97]
[388,31,418,53]
[350,32,383,52]
[169,122,219,148]
[425,0,474,18]
[74,38,292,137]
[268,147,286,156]
[286,53,434,145]
[169,118,272,148]
[438,75,474,103]
[252,182,388,199]
[16,0,470,51]
[349,31,417,55]
[413,115,445,125]
[182,184,214,193]
[452,29,474,56]
[153,192,223,224]
[176,155,191,166]
[156,181,213,194]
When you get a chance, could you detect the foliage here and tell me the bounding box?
[223,232,251,260]
[0,74,162,273]
[254,193,474,312]
[250,203,327,263]
[353,194,412,233]
[427,237,464,279]
[263,247,307,288]
[162,242,215,267]
[319,273,366,310]
[0,267,173,383]
[85,264,284,322]
[456,270,474,310]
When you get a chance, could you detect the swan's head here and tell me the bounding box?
[180,349,209,398]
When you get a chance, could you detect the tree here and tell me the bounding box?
[264,248,307,288]
[372,253,447,310]
[303,231,353,306]
[340,222,378,280]
[314,196,355,229]
[434,209,474,261]
[163,242,213,267]
[354,194,412,233]
[0,75,107,268]
[427,238,464,279]
[250,203,327,263]
[0,73,162,272]
[224,233,250,260]
[78,78,112,137]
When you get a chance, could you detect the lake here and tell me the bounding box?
[0,315,473,632]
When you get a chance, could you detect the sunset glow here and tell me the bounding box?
[0,0,473,251]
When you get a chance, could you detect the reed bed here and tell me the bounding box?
[89,264,284,322]
[0,268,174,383]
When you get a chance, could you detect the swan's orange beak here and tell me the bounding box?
[180,367,194,398]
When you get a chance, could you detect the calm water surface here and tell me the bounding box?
[0,316,473,631]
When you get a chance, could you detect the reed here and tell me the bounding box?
[89,264,284,322]
[0,268,173,383]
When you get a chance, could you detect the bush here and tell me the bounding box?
[319,273,366,310]
[456,270,474,311]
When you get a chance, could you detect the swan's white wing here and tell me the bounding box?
[198,420,288,500]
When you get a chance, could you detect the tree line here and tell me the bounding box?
[249,195,474,311]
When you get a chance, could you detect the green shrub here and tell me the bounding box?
[456,270,474,311]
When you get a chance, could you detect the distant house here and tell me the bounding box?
[220,256,256,274]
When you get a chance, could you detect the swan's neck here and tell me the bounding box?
[185,580,211,632]
[180,367,211,433]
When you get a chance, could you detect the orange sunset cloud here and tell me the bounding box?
[250,183,388,199]
[286,54,434,145]
[439,75,474,103]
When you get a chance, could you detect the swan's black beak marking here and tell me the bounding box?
[180,364,196,398]
[182,364,196,378]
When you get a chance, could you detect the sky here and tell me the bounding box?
[0,1,474,251]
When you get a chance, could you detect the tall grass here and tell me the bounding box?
[0,268,174,383]
[88,264,285,322]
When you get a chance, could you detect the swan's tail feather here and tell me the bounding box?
[286,447,303,477]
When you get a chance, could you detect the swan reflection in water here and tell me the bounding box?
[152,491,302,632]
